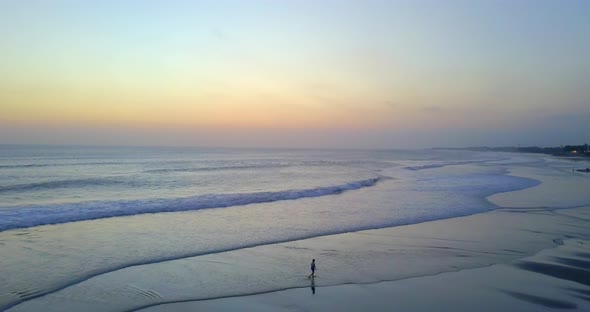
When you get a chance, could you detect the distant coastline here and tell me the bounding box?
[435,144,590,159]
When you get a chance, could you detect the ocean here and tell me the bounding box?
[0,145,582,311]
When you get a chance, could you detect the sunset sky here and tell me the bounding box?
[1,0,589,148]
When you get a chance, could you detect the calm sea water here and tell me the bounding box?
[0,145,565,310]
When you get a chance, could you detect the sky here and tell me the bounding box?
[1,0,589,149]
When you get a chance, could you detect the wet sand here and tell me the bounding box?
[138,208,590,312]
[157,239,590,312]
[10,206,590,312]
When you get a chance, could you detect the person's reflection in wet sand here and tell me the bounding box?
[310,276,316,295]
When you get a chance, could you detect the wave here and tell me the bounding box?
[0,177,129,194]
[144,163,291,174]
[0,160,192,170]
[0,160,370,177]
[144,160,391,174]
[404,159,506,171]
[0,164,51,169]
[0,162,127,169]
[0,177,382,232]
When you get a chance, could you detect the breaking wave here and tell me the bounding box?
[0,177,381,232]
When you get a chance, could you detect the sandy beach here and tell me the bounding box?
[154,233,590,312]
[135,207,590,312]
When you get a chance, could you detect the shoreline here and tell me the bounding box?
[10,205,590,312]
[152,236,589,312]
[135,206,590,312]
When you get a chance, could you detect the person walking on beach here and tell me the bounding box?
[308,259,317,278]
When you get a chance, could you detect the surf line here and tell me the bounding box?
[0,177,383,232]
